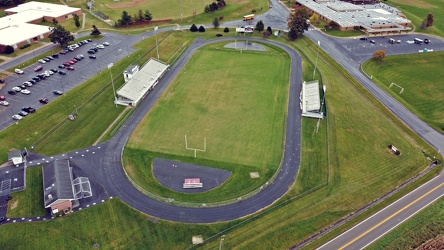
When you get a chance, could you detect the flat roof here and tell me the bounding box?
[302,80,320,112]
[5,1,80,17]
[299,0,411,29]
[0,23,50,45]
[117,59,169,103]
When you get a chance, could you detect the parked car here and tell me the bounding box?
[12,114,23,120]
[46,56,54,60]
[0,95,5,101]
[15,68,24,74]
[8,90,16,95]
[87,50,95,54]
[97,44,105,49]
[23,81,33,87]
[21,89,31,95]
[67,66,75,71]
[63,62,71,66]
[0,79,4,83]
[12,86,21,92]
[22,107,36,113]
[28,79,36,84]
[90,47,98,52]
[34,65,43,72]
[39,98,49,104]
[103,42,110,46]
[32,77,40,82]
[89,55,96,59]
[87,39,92,42]
[424,38,430,44]
[53,90,64,95]
[50,68,58,73]
[52,53,59,58]
[370,40,376,44]
[59,70,67,75]
[58,64,66,69]
[18,110,28,116]
[43,58,50,62]
[0,100,9,106]
[71,58,78,63]
[59,50,67,55]
[38,59,47,64]
[78,54,84,59]
[359,37,368,41]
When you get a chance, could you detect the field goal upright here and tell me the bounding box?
[185,135,206,158]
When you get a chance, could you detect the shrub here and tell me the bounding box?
[216,34,223,37]
[219,15,224,21]
[223,27,229,33]
[190,24,198,32]
[198,25,206,32]
[324,24,329,29]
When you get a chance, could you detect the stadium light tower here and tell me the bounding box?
[155,26,159,59]
[313,40,320,79]
[108,63,118,107]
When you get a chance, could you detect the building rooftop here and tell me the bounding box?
[43,160,74,208]
[302,80,320,113]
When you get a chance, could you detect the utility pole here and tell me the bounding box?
[155,27,159,59]
[108,63,118,107]
[313,40,320,79]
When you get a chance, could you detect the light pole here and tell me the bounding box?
[219,235,225,250]
[313,40,320,79]
[108,63,118,107]
[60,80,65,94]
[155,26,159,59]
[316,85,326,133]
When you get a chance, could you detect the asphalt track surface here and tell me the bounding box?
[59,37,303,223]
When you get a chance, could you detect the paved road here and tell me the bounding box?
[318,173,444,250]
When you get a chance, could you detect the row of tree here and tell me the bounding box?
[204,0,226,13]
[116,9,153,27]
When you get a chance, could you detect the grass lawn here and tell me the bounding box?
[124,43,290,202]
[388,0,444,37]
[6,166,47,218]
[0,31,440,249]
[362,52,444,133]
[368,197,444,250]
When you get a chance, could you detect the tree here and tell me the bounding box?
[213,16,220,29]
[144,10,152,21]
[287,7,310,40]
[48,24,74,47]
[420,19,427,30]
[372,50,386,62]
[266,26,272,35]
[198,25,206,32]
[329,20,340,30]
[90,25,101,37]
[138,9,144,22]
[73,14,80,28]
[309,13,319,24]
[255,20,264,33]
[190,24,198,32]
[223,27,229,33]
[4,45,14,54]
[211,2,219,11]
[118,11,133,26]
[204,5,211,13]
[426,13,434,27]
[52,18,58,25]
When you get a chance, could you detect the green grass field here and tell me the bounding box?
[389,0,444,37]
[362,52,444,133]
[368,197,444,249]
[124,44,290,202]
[6,167,47,218]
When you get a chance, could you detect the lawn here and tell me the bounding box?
[368,197,444,250]
[123,44,290,202]
[0,31,440,249]
[362,52,444,133]
[6,166,47,218]
[388,0,444,37]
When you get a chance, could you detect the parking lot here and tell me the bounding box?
[0,34,134,130]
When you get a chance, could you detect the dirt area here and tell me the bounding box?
[10,200,17,209]
[417,234,444,249]
[106,0,147,9]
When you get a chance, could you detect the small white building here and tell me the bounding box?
[8,150,23,165]
[301,80,323,119]
[116,58,169,106]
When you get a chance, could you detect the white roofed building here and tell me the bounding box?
[116,58,169,106]
[0,2,81,48]
[301,80,323,119]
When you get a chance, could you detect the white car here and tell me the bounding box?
[103,42,110,46]
[38,59,46,64]
[0,101,9,106]
[15,69,24,74]
[20,89,30,95]
[12,86,21,92]
[406,40,414,44]
[23,81,33,87]
[45,70,52,76]
[97,44,105,49]
[12,114,23,120]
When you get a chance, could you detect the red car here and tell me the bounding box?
[59,50,67,54]
[67,66,75,71]
[0,95,5,101]
[63,62,71,66]
[34,65,43,72]
[71,58,78,63]
[39,98,49,104]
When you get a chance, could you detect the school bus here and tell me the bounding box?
[243,14,255,21]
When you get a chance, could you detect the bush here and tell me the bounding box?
[324,24,329,29]
[216,34,223,37]
[223,27,229,33]
[190,24,198,32]
[219,15,224,21]
[198,25,206,32]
